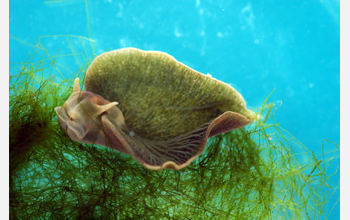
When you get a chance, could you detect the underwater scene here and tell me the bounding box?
[9,0,340,219]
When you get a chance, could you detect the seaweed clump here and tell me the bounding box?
[9,57,339,219]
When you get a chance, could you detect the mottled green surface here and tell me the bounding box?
[85,48,255,141]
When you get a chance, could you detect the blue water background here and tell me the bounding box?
[9,0,340,219]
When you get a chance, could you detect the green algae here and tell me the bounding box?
[9,50,339,219]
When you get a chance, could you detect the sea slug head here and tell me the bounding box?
[54,78,125,144]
